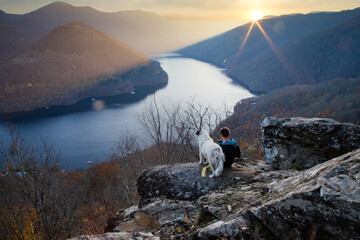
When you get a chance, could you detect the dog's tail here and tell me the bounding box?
[213,149,225,177]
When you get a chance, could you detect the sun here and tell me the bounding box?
[251,10,263,21]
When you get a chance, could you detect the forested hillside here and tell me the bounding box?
[0,22,168,113]
[179,8,360,92]
[221,78,360,146]
[228,15,360,92]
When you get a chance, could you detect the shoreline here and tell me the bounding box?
[0,83,168,122]
[173,53,266,96]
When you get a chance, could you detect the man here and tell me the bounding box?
[218,127,240,168]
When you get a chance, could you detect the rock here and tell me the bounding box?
[68,232,159,240]
[72,117,360,240]
[137,162,258,201]
[237,158,273,172]
[261,117,360,169]
[197,149,360,240]
[197,169,298,220]
[105,198,207,239]
[197,211,279,240]
[101,149,360,240]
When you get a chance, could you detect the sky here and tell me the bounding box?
[0,0,359,20]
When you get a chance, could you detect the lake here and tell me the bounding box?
[0,54,254,169]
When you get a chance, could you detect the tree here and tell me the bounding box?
[135,97,230,164]
[0,126,86,239]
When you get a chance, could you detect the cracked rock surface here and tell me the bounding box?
[261,117,360,169]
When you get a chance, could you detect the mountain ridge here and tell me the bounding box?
[0,22,168,113]
[0,1,244,56]
[178,7,360,92]
[0,15,36,61]
[228,15,360,92]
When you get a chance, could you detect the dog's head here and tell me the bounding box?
[196,129,210,138]
[196,129,202,136]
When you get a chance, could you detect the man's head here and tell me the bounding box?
[220,127,230,139]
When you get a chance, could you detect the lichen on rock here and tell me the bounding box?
[261,117,360,170]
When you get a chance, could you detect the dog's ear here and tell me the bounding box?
[196,129,201,135]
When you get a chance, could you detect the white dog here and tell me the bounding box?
[196,129,225,178]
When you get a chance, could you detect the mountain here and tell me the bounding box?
[0,22,168,113]
[178,8,360,92]
[0,15,36,61]
[0,1,243,56]
[3,2,99,37]
[221,77,360,145]
[227,16,360,92]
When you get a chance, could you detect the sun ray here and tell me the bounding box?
[231,21,255,65]
[254,21,293,75]
[231,15,293,79]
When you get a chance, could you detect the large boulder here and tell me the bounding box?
[197,149,360,240]
[261,117,360,169]
[137,162,258,201]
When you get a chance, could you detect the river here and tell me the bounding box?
[0,54,254,169]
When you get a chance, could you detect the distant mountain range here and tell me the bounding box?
[0,1,243,58]
[179,8,360,93]
[0,22,168,113]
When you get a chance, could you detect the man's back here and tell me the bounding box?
[219,139,240,168]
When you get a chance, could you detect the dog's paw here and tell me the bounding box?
[209,174,214,178]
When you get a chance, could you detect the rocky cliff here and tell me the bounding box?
[70,117,360,240]
[261,117,360,170]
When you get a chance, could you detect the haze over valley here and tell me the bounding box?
[0,1,246,58]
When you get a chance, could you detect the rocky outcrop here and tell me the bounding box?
[72,117,360,240]
[104,149,360,240]
[261,117,360,170]
[196,148,360,240]
[137,162,259,201]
